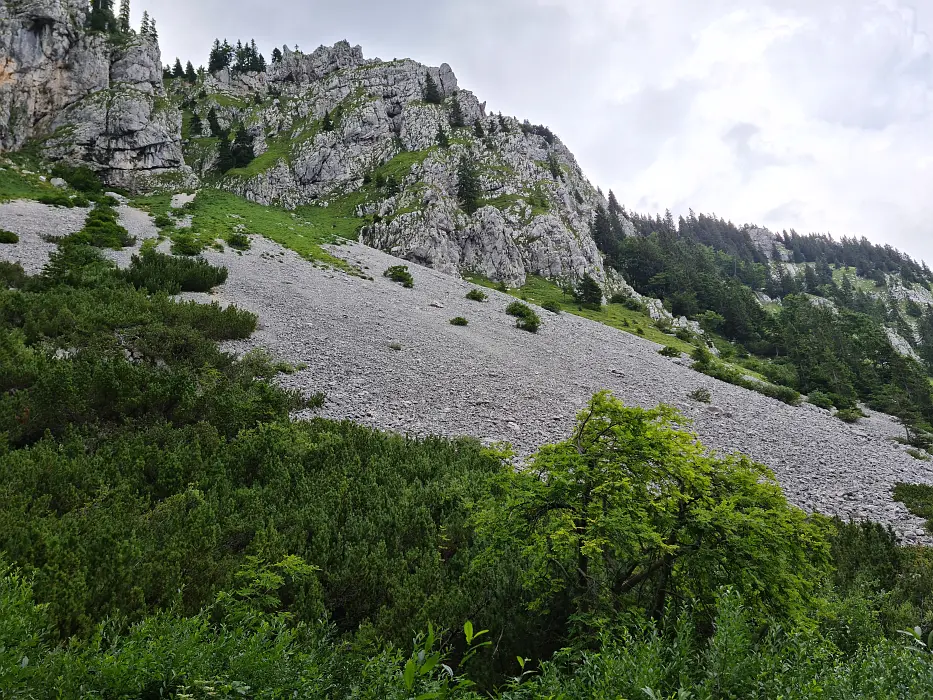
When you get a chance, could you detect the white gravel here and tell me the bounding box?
[2,203,932,544]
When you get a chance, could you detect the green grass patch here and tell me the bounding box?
[189,189,359,273]
[372,149,432,183]
[893,483,933,533]
[225,141,290,179]
[0,164,60,202]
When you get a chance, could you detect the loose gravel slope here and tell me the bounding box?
[1,202,931,543]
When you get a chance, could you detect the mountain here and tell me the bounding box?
[0,0,190,188]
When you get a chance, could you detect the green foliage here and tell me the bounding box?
[384,265,414,288]
[893,483,933,533]
[574,273,602,309]
[690,387,712,403]
[152,213,174,229]
[0,261,27,289]
[227,231,251,250]
[123,249,229,294]
[37,192,76,207]
[0,229,19,244]
[466,288,488,302]
[837,408,863,423]
[692,345,802,406]
[542,301,561,314]
[458,157,481,215]
[450,316,469,326]
[67,203,134,249]
[506,301,541,333]
[423,71,443,104]
[476,392,832,630]
[809,390,837,410]
[171,233,205,256]
[659,345,682,358]
[51,164,104,194]
[610,291,646,311]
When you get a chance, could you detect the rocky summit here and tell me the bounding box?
[0,0,190,188]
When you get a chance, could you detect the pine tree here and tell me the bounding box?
[574,273,603,309]
[139,11,149,36]
[591,205,613,255]
[322,111,335,132]
[473,120,485,138]
[190,113,203,136]
[172,58,184,78]
[118,0,130,33]
[457,157,481,214]
[207,108,225,138]
[272,47,283,64]
[436,127,449,149]
[498,113,509,133]
[162,65,171,80]
[148,17,157,41]
[216,134,235,173]
[449,96,465,128]
[231,127,255,168]
[88,0,116,33]
[185,61,197,83]
[423,72,442,104]
[547,151,562,180]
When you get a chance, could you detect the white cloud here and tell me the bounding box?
[146,0,933,264]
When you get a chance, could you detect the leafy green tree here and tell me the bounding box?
[476,392,832,628]
[457,157,481,214]
[423,71,442,104]
[574,273,603,309]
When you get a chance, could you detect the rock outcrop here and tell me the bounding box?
[176,42,608,285]
[0,0,191,189]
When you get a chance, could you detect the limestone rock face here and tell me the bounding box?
[181,42,614,285]
[0,0,192,189]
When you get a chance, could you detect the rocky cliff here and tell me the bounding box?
[0,0,190,189]
[175,42,608,286]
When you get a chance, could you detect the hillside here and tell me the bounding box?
[1,4,933,696]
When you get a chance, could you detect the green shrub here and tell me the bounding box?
[506,301,541,333]
[808,390,836,410]
[893,483,933,526]
[636,327,645,335]
[659,346,682,358]
[51,164,103,193]
[124,250,228,294]
[384,264,414,288]
[0,229,19,244]
[466,288,488,302]
[756,382,803,406]
[228,232,251,250]
[0,260,27,288]
[171,234,205,256]
[837,408,863,423]
[70,195,90,208]
[610,292,645,312]
[153,213,174,229]
[906,448,931,462]
[689,387,712,403]
[675,327,694,342]
[37,193,74,208]
[65,204,133,249]
[542,301,561,314]
[450,317,469,326]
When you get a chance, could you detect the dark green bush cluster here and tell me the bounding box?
[384,264,414,288]
[692,345,802,406]
[450,316,468,326]
[542,300,561,314]
[124,249,229,294]
[808,390,836,410]
[228,231,251,250]
[506,301,540,333]
[0,228,19,244]
[37,192,81,208]
[153,213,174,229]
[837,408,864,423]
[51,164,104,194]
[610,291,646,312]
[67,204,133,248]
[465,288,488,302]
[0,261,27,289]
[659,345,682,358]
[171,233,205,256]
[689,387,712,403]
[894,483,933,532]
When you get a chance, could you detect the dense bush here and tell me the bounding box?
[124,249,229,294]
[67,204,133,248]
[0,261,27,289]
[0,229,19,243]
[466,288,488,302]
[808,390,836,410]
[692,345,801,406]
[37,192,75,207]
[658,345,681,358]
[51,164,104,194]
[893,483,933,532]
[450,316,469,326]
[153,213,174,229]
[690,387,712,403]
[228,231,251,250]
[506,301,541,333]
[837,408,863,423]
[384,264,414,288]
[542,300,561,314]
[171,233,205,256]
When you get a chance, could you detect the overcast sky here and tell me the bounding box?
[144,0,933,265]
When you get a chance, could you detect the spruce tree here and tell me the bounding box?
[436,127,449,149]
[216,134,235,173]
[190,113,203,136]
[574,273,603,309]
[207,108,225,138]
[148,17,157,41]
[185,61,197,83]
[457,156,481,214]
[139,12,149,37]
[449,96,465,128]
[272,47,283,64]
[322,111,334,132]
[547,151,562,180]
[473,120,485,138]
[423,72,442,104]
[118,0,130,33]
[172,58,184,78]
[231,127,255,168]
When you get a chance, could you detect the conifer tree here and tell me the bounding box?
[139,11,149,36]
[449,96,465,128]
[457,156,481,214]
[574,273,603,309]
[207,108,225,138]
[216,134,235,173]
[436,127,449,149]
[322,111,335,132]
[272,47,283,64]
[88,0,116,33]
[190,113,203,136]
[498,113,509,132]
[231,127,255,168]
[423,72,442,104]
[185,61,197,83]
[118,0,130,33]
[162,65,171,80]
[148,17,157,41]
[547,151,562,180]
[172,58,184,78]
[474,120,485,138]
